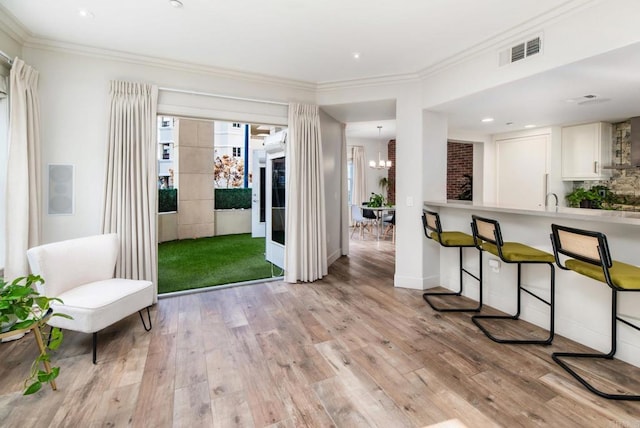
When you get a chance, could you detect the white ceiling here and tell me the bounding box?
[3,0,637,140]
[433,41,640,135]
[0,0,587,83]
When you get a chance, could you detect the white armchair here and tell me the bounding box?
[26,233,154,364]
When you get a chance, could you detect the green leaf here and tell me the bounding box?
[13,305,28,320]
[23,381,42,395]
[7,287,34,298]
[51,313,73,320]
[13,319,36,330]
[37,367,59,383]
[35,297,49,310]
[49,329,64,350]
[37,370,51,383]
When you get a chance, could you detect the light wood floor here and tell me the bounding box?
[1,234,640,427]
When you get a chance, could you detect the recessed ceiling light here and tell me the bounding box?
[525,124,536,128]
[169,0,184,8]
[78,8,94,18]
[481,117,494,123]
[352,52,361,60]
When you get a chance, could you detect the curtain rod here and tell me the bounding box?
[0,50,13,66]
[158,86,288,107]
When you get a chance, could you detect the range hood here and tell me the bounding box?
[603,117,640,169]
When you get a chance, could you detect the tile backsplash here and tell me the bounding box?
[606,121,640,196]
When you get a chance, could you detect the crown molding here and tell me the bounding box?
[317,72,421,93]
[23,37,317,93]
[0,4,30,46]
[417,0,602,79]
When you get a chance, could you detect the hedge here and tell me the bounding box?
[159,187,251,212]
[159,188,177,213]
[215,188,251,209]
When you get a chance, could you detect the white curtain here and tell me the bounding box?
[5,58,42,280]
[0,74,7,98]
[352,146,367,207]
[340,124,349,256]
[284,103,327,283]
[102,81,158,301]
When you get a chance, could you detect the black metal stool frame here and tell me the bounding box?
[550,224,640,401]
[421,211,482,312]
[471,215,555,345]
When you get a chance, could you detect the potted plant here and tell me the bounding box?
[367,192,385,208]
[0,274,70,395]
[565,186,610,209]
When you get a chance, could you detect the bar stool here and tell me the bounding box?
[470,215,555,344]
[421,210,482,312]
[550,224,640,400]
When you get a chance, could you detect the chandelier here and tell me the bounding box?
[369,125,392,169]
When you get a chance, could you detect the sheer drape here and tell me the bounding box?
[340,124,349,256]
[5,58,41,280]
[352,146,366,208]
[284,103,327,283]
[102,81,158,301]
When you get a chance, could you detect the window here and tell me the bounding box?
[233,147,242,157]
[232,122,242,128]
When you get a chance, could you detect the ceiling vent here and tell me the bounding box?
[499,35,542,67]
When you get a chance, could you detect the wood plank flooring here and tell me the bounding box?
[1,234,640,427]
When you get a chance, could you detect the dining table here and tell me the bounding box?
[361,205,395,240]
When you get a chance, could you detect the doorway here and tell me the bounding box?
[156,115,284,294]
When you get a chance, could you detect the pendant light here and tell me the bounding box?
[369,125,391,169]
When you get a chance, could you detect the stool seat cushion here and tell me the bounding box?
[565,259,640,290]
[482,241,555,263]
[430,231,475,247]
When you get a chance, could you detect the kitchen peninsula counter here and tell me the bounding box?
[423,200,640,226]
[422,199,640,369]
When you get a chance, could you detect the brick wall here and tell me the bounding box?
[447,141,473,200]
[388,139,396,204]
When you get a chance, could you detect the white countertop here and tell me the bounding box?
[423,200,640,226]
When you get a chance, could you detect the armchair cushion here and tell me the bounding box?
[49,278,153,333]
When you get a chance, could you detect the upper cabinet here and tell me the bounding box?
[561,122,612,181]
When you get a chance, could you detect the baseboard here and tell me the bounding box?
[327,248,342,266]
[394,273,440,290]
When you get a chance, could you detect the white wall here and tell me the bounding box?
[19,46,314,244]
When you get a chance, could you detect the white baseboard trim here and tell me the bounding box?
[394,273,440,290]
[327,249,342,266]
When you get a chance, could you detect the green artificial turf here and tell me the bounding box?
[158,234,274,294]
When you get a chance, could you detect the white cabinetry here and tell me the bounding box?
[561,122,612,180]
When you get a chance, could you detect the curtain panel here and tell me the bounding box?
[284,103,327,283]
[352,146,367,209]
[340,124,349,256]
[102,81,158,301]
[5,58,42,280]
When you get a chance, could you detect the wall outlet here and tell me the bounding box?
[488,258,500,273]
[406,196,414,207]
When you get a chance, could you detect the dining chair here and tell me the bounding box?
[351,204,370,239]
[362,201,379,235]
[383,212,395,243]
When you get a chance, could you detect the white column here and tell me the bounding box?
[394,93,448,289]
